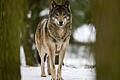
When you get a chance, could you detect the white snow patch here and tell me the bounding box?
[30,33,34,39]
[65,45,96,67]
[73,24,96,43]
[27,10,32,19]
[21,66,96,80]
[76,11,85,17]
[39,8,49,17]
[32,43,36,50]
[20,46,26,66]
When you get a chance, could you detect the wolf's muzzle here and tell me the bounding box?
[59,21,63,26]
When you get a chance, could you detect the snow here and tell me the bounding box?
[73,24,96,43]
[76,10,85,17]
[20,46,26,66]
[39,8,49,17]
[21,65,96,80]
[65,45,95,67]
[27,10,32,19]
[20,45,96,80]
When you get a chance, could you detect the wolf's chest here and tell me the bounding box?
[55,41,63,53]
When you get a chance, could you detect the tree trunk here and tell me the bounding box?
[21,1,37,66]
[90,0,120,80]
[0,0,26,80]
[21,26,37,66]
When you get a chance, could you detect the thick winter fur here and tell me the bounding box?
[35,0,72,80]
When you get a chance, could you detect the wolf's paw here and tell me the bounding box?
[41,74,46,77]
[48,72,51,75]
[51,78,55,80]
[47,70,51,75]
[56,77,63,80]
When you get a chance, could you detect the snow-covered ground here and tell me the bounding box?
[21,65,95,80]
[20,45,96,80]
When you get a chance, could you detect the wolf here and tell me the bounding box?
[35,0,72,80]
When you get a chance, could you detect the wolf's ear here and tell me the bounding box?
[64,0,70,8]
[64,0,71,12]
[50,0,57,9]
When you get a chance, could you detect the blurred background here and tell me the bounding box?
[19,0,96,66]
[19,0,96,69]
[1,0,120,80]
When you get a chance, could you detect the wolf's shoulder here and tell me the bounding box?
[41,18,48,25]
[38,18,48,27]
[35,18,48,41]
[36,18,48,31]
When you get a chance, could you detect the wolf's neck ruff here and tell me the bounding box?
[47,19,72,42]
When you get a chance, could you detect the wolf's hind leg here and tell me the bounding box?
[40,53,46,77]
[47,56,51,75]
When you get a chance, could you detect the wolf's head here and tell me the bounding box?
[49,0,71,28]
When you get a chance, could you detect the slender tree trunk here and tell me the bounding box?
[21,27,37,66]
[0,0,26,80]
[90,0,120,80]
[21,0,37,66]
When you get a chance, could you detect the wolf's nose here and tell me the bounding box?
[59,21,63,26]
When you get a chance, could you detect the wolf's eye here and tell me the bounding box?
[56,13,58,16]
[63,13,66,16]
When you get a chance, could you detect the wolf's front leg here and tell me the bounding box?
[49,53,56,80]
[57,51,65,80]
